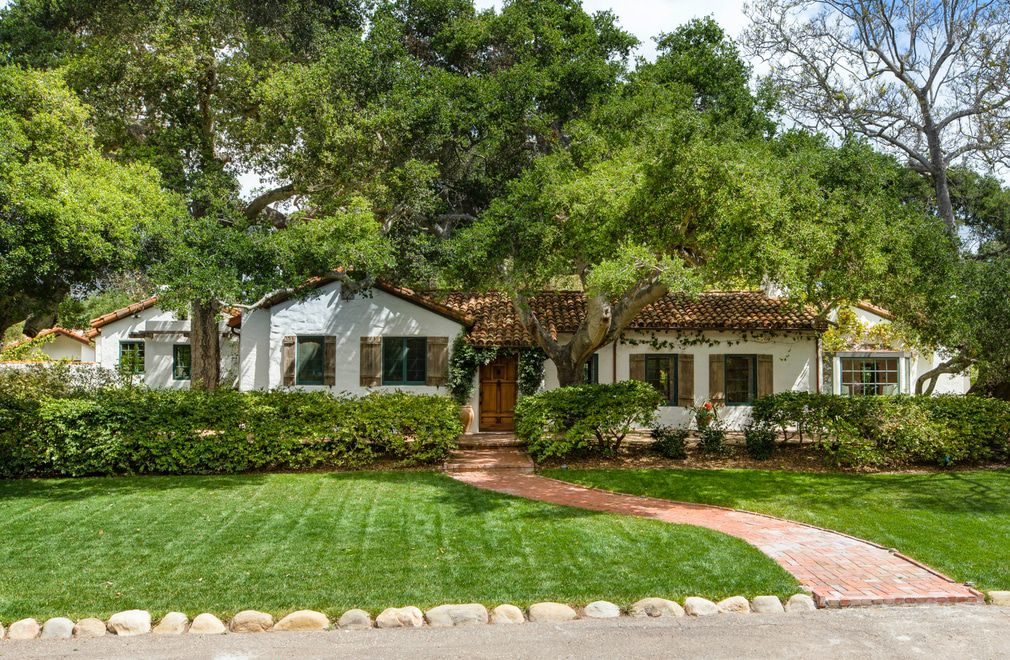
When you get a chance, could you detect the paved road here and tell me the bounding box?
[3,605,1008,659]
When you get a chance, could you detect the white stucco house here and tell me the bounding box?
[16,280,971,431]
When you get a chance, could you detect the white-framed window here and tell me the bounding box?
[834,353,905,396]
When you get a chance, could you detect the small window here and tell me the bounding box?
[644,355,677,405]
[840,356,900,396]
[583,354,600,384]
[172,344,192,380]
[119,341,145,375]
[725,355,757,405]
[296,336,326,386]
[382,337,427,385]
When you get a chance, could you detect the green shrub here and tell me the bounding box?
[651,425,689,459]
[752,392,1010,467]
[0,371,461,477]
[697,425,727,454]
[516,381,662,462]
[744,422,777,460]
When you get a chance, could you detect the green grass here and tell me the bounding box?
[0,471,797,620]
[545,467,1010,591]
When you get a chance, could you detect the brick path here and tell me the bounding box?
[449,467,982,608]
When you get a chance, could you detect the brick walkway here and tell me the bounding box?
[450,468,982,608]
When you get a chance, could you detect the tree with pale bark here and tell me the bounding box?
[745,0,1010,234]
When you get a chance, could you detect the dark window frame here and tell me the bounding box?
[724,354,758,406]
[583,353,600,384]
[381,337,428,386]
[118,340,145,375]
[644,354,678,406]
[295,335,326,386]
[172,344,192,381]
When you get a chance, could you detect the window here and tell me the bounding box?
[644,355,677,405]
[296,336,326,386]
[172,344,192,380]
[583,354,599,384]
[119,341,145,375]
[725,355,757,405]
[840,356,900,396]
[382,337,427,385]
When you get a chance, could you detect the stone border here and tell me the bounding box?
[3,591,1003,641]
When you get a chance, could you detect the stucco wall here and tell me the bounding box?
[540,331,819,430]
[240,281,465,398]
[832,305,970,395]
[39,335,95,362]
[93,307,233,390]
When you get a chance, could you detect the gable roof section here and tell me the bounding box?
[4,326,94,350]
[89,296,160,333]
[260,276,475,327]
[854,301,895,320]
[439,291,826,347]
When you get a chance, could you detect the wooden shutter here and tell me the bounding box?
[709,354,725,405]
[324,336,337,387]
[360,336,381,387]
[677,354,694,407]
[282,336,296,387]
[629,354,646,382]
[757,354,774,399]
[426,336,449,386]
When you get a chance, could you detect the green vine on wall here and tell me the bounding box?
[821,308,913,354]
[448,333,545,405]
[619,329,814,351]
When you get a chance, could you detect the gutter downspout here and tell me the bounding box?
[612,339,618,384]
[815,335,821,394]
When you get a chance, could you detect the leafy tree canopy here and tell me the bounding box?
[0,65,181,338]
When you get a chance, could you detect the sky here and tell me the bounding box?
[475,0,751,61]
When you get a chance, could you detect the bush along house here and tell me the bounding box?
[16,279,970,431]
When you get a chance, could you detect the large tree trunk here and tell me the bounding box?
[512,276,671,389]
[190,300,221,390]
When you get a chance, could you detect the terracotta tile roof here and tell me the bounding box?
[855,301,895,320]
[437,291,826,347]
[89,296,160,331]
[4,326,94,350]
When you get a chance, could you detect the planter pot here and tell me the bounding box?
[459,404,475,435]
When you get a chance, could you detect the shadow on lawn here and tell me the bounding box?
[0,472,270,503]
[323,470,599,521]
[553,467,1010,516]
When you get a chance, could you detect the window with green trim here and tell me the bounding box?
[583,354,600,384]
[382,337,427,385]
[172,344,192,380]
[119,341,145,375]
[725,354,757,405]
[296,336,325,385]
[644,355,677,405]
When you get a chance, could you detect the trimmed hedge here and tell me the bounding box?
[751,392,1010,467]
[515,381,662,462]
[0,367,462,477]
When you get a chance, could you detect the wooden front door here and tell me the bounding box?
[479,356,518,431]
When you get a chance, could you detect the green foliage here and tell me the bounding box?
[651,425,689,459]
[447,333,544,405]
[744,423,778,460]
[0,372,461,477]
[751,392,1010,467]
[0,65,181,336]
[697,426,728,454]
[515,381,661,461]
[0,332,55,361]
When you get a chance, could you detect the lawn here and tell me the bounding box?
[545,467,1010,591]
[0,471,797,620]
